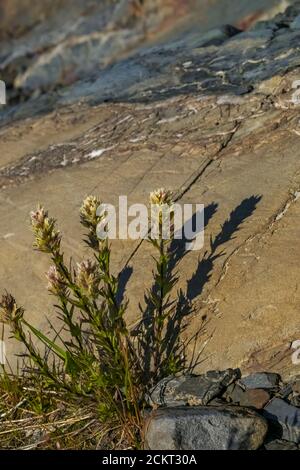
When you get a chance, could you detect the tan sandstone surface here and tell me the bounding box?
[0,0,300,379]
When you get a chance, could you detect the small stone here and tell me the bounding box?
[265,439,298,451]
[264,398,300,443]
[239,389,271,409]
[223,383,245,404]
[224,385,270,409]
[148,369,240,407]
[144,406,268,450]
[240,372,280,390]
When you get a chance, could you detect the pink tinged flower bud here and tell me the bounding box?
[30,205,47,229]
[45,266,65,295]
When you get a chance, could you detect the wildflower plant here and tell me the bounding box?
[143,189,180,379]
[0,189,185,448]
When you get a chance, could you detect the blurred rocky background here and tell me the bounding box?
[0,0,291,108]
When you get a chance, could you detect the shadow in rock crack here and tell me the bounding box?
[133,195,262,385]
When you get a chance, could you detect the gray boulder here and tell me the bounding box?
[145,406,268,450]
[264,398,300,443]
[149,369,240,407]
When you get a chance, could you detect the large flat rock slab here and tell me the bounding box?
[1,1,300,377]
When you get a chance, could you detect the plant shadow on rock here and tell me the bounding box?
[116,265,133,306]
[133,195,262,386]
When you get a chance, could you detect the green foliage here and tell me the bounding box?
[0,189,188,449]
